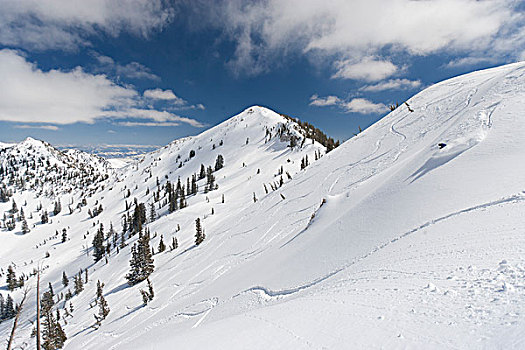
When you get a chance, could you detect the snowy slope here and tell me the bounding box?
[1,62,525,349]
[101,62,525,350]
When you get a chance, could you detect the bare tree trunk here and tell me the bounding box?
[36,269,41,350]
[6,288,28,350]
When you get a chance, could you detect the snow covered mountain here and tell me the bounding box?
[1,62,525,349]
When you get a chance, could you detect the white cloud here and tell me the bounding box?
[205,0,522,78]
[0,0,174,51]
[342,98,388,114]
[102,108,205,128]
[332,57,398,82]
[310,94,387,115]
[444,57,495,69]
[143,88,185,104]
[14,125,59,131]
[309,95,340,107]
[143,89,206,111]
[0,49,204,128]
[360,79,422,92]
[118,121,182,127]
[93,53,159,81]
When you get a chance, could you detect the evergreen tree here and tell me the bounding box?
[126,230,155,285]
[206,166,215,192]
[158,235,166,253]
[199,164,206,179]
[73,271,84,295]
[191,174,198,195]
[214,154,224,171]
[61,228,67,243]
[140,278,154,305]
[195,218,205,246]
[41,290,54,315]
[62,272,69,288]
[21,211,30,234]
[41,211,49,224]
[170,237,178,251]
[53,199,62,216]
[149,203,156,222]
[41,308,66,349]
[179,187,186,209]
[92,224,105,262]
[94,280,110,327]
[4,295,15,319]
[6,265,17,291]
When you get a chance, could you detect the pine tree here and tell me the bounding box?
[92,224,105,262]
[140,278,154,305]
[195,218,205,246]
[94,280,110,327]
[0,294,4,319]
[6,265,17,291]
[4,295,15,319]
[61,228,67,243]
[53,199,61,216]
[179,187,186,209]
[199,164,206,179]
[62,272,69,288]
[170,237,178,251]
[149,203,156,222]
[21,210,30,234]
[41,211,48,224]
[206,166,215,192]
[126,244,140,285]
[73,271,84,295]
[126,231,155,285]
[158,235,166,253]
[10,199,17,214]
[41,308,66,349]
[191,174,198,195]
[214,154,224,171]
[40,291,54,315]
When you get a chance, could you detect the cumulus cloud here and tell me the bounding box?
[310,94,387,115]
[0,0,174,51]
[144,88,185,103]
[203,0,522,78]
[342,98,388,114]
[332,57,399,82]
[0,49,203,128]
[143,88,206,111]
[360,79,422,92]
[93,53,159,81]
[309,95,340,107]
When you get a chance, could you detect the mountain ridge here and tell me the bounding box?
[1,63,525,349]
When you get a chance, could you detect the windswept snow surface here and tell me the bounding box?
[2,63,525,349]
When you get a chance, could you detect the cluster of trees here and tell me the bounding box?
[126,229,155,285]
[0,183,12,202]
[0,294,16,322]
[40,279,67,349]
[6,265,25,291]
[279,114,340,152]
[300,155,310,170]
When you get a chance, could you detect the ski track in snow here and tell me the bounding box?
[240,192,525,302]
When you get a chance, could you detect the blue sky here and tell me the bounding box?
[0,0,523,148]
